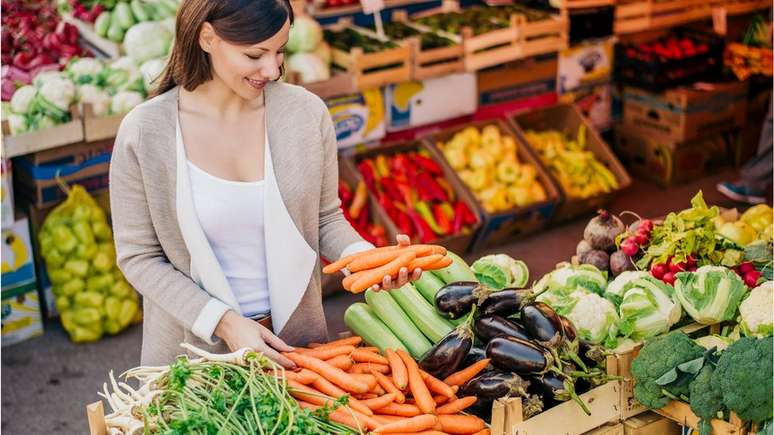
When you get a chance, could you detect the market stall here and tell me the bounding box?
[0,0,771,433]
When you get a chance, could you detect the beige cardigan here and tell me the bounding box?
[109,83,368,366]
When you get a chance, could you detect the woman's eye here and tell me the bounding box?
[246,53,262,60]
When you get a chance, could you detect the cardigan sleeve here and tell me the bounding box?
[109,112,230,344]
[316,105,373,262]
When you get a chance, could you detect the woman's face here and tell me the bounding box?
[200,18,290,100]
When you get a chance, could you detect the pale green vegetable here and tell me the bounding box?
[287,15,322,53]
[537,286,619,345]
[286,53,330,84]
[111,91,144,114]
[605,271,650,305]
[77,84,111,117]
[674,266,748,325]
[33,71,65,88]
[36,76,76,122]
[738,281,773,337]
[10,85,37,114]
[140,58,167,92]
[67,58,105,85]
[472,254,529,289]
[533,263,607,296]
[619,276,682,340]
[124,22,173,63]
[695,335,735,351]
[8,113,28,135]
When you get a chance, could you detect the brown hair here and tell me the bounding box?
[153,0,293,96]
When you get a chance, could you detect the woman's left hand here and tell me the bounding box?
[370,234,422,292]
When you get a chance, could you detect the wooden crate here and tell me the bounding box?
[2,107,84,158]
[62,15,122,58]
[586,422,625,435]
[82,104,124,142]
[348,140,483,254]
[716,0,771,15]
[560,0,615,9]
[614,323,721,419]
[325,19,412,91]
[508,103,631,223]
[422,118,562,251]
[286,71,358,100]
[491,355,622,435]
[392,11,466,80]
[654,400,748,435]
[623,411,681,435]
[615,0,715,34]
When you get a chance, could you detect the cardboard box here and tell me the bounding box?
[477,55,558,106]
[14,147,112,208]
[1,286,43,346]
[385,73,477,132]
[1,218,36,293]
[558,38,614,94]
[622,82,748,142]
[614,126,738,187]
[623,412,681,435]
[560,82,613,131]
[1,158,14,228]
[326,88,387,149]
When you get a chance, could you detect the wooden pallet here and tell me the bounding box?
[392,11,466,80]
[490,355,622,435]
[615,0,715,34]
[326,19,412,90]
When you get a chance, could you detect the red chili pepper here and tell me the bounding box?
[432,203,453,235]
[380,176,405,203]
[452,204,465,234]
[436,177,456,202]
[12,51,34,70]
[406,209,436,243]
[396,183,416,207]
[358,160,378,191]
[356,203,370,230]
[455,200,477,226]
[396,211,414,237]
[413,154,443,175]
[417,172,448,202]
[339,180,353,205]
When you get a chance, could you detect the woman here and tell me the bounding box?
[109,0,420,368]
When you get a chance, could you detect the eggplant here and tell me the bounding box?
[522,394,545,418]
[521,302,564,348]
[579,341,607,367]
[475,315,530,343]
[459,370,530,399]
[434,281,492,319]
[486,336,553,375]
[462,346,489,367]
[479,289,531,317]
[466,397,494,421]
[531,372,590,415]
[558,315,577,342]
[419,312,475,378]
[557,315,590,373]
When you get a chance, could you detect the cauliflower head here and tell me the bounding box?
[738,281,773,337]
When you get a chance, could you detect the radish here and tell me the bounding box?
[739,262,755,274]
[669,261,686,274]
[662,272,676,285]
[634,232,649,246]
[621,239,638,257]
[744,270,762,287]
[651,262,668,279]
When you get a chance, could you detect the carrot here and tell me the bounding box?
[402,244,447,256]
[348,250,407,273]
[300,345,356,360]
[283,369,318,384]
[350,252,416,293]
[407,254,445,271]
[420,370,456,399]
[375,402,422,417]
[351,363,391,374]
[360,346,380,353]
[427,256,452,270]
[309,376,373,416]
[297,401,381,431]
[361,393,397,411]
[373,384,387,395]
[436,397,477,414]
[373,414,405,425]
[436,415,486,434]
[343,271,367,291]
[386,432,449,435]
[322,246,397,274]
[351,348,390,365]
[397,350,435,414]
[356,393,379,400]
[310,336,363,349]
[385,349,408,390]
[471,429,490,435]
[349,373,378,391]
[374,414,438,433]
[433,395,450,405]
[372,370,406,404]
[443,359,491,386]
[285,352,369,394]
[326,354,354,371]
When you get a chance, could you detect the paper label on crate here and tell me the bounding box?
[1,287,43,347]
[558,39,614,94]
[326,89,386,149]
[1,219,36,291]
[386,74,477,132]
[360,0,385,14]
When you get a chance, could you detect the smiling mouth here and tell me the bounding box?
[246,78,267,90]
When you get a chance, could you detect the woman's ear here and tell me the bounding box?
[199,22,217,53]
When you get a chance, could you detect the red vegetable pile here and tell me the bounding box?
[624,35,710,62]
[340,179,390,247]
[1,0,86,72]
[357,150,478,244]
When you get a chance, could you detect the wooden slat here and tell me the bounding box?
[86,401,107,435]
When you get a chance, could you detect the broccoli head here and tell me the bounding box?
[631,331,705,409]
[713,336,773,424]
[690,364,724,435]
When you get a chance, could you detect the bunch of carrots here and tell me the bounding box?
[323,244,451,293]
[281,335,491,434]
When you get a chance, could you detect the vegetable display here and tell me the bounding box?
[522,126,619,199]
[92,0,177,44]
[38,185,140,342]
[738,281,773,337]
[324,28,397,54]
[339,179,389,248]
[6,72,76,134]
[438,125,548,213]
[357,150,478,243]
[673,265,748,325]
[286,15,331,84]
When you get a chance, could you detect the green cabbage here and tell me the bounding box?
[534,264,607,296]
[10,85,37,114]
[472,254,529,290]
[619,276,682,340]
[287,15,322,53]
[124,22,173,63]
[674,266,748,325]
[606,271,650,305]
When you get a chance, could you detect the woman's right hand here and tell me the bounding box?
[214,310,296,368]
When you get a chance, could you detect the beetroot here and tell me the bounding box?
[580,249,610,271]
[583,210,625,252]
[610,250,636,276]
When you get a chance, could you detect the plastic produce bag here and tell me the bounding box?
[38,185,140,343]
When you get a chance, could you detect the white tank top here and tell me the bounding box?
[187,160,271,317]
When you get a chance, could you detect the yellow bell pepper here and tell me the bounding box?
[496,160,520,184]
[443,146,468,171]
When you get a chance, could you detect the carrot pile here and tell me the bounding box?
[282,335,491,434]
[323,244,451,293]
